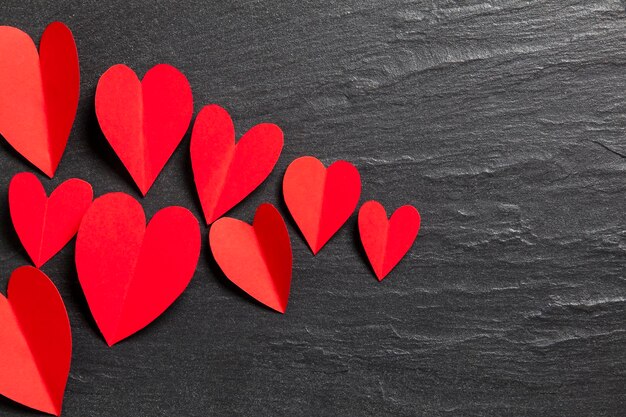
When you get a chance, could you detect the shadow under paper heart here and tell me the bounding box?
[82,91,139,195]
[0,395,44,416]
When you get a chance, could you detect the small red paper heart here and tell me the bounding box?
[358,201,420,281]
[0,22,79,177]
[75,192,200,346]
[0,266,71,416]
[191,104,283,224]
[283,156,361,254]
[209,203,292,313]
[9,172,93,268]
[95,64,193,195]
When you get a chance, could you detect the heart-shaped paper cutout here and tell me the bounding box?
[358,201,420,281]
[210,203,292,313]
[95,64,193,195]
[191,104,283,224]
[0,22,79,177]
[9,172,93,268]
[75,192,200,346]
[283,156,361,254]
[0,266,71,416]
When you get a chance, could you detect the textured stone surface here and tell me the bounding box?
[1,1,626,416]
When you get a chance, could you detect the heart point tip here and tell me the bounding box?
[138,183,151,197]
[104,336,118,347]
[40,399,62,416]
[30,255,44,268]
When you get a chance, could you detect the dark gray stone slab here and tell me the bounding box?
[0,1,625,416]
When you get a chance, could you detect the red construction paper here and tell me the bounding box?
[9,172,93,268]
[0,22,79,177]
[358,201,420,281]
[0,266,71,416]
[209,203,292,313]
[75,192,200,346]
[95,64,193,196]
[191,104,283,224]
[283,156,361,254]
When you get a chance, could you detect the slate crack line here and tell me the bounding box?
[589,140,626,159]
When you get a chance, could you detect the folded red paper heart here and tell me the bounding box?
[75,192,200,346]
[283,156,361,254]
[191,104,283,224]
[358,201,420,281]
[9,172,93,268]
[0,266,71,416]
[0,22,79,177]
[210,203,292,313]
[95,64,193,196]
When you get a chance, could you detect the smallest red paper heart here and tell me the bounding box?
[9,172,93,267]
[209,203,292,313]
[0,266,71,416]
[358,201,420,281]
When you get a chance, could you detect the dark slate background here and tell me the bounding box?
[1,0,626,416]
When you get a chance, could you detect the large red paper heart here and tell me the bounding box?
[9,172,93,268]
[75,192,200,346]
[283,156,361,254]
[209,203,292,313]
[191,104,283,224]
[0,22,79,177]
[0,266,71,416]
[95,64,193,195]
[358,201,420,281]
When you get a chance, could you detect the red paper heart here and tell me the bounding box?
[75,192,200,346]
[0,266,71,416]
[0,22,79,177]
[358,201,420,281]
[9,172,93,268]
[191,104,283,224]
[209,203,292,313]
[95,64,193,195]
[283,156,361,254]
